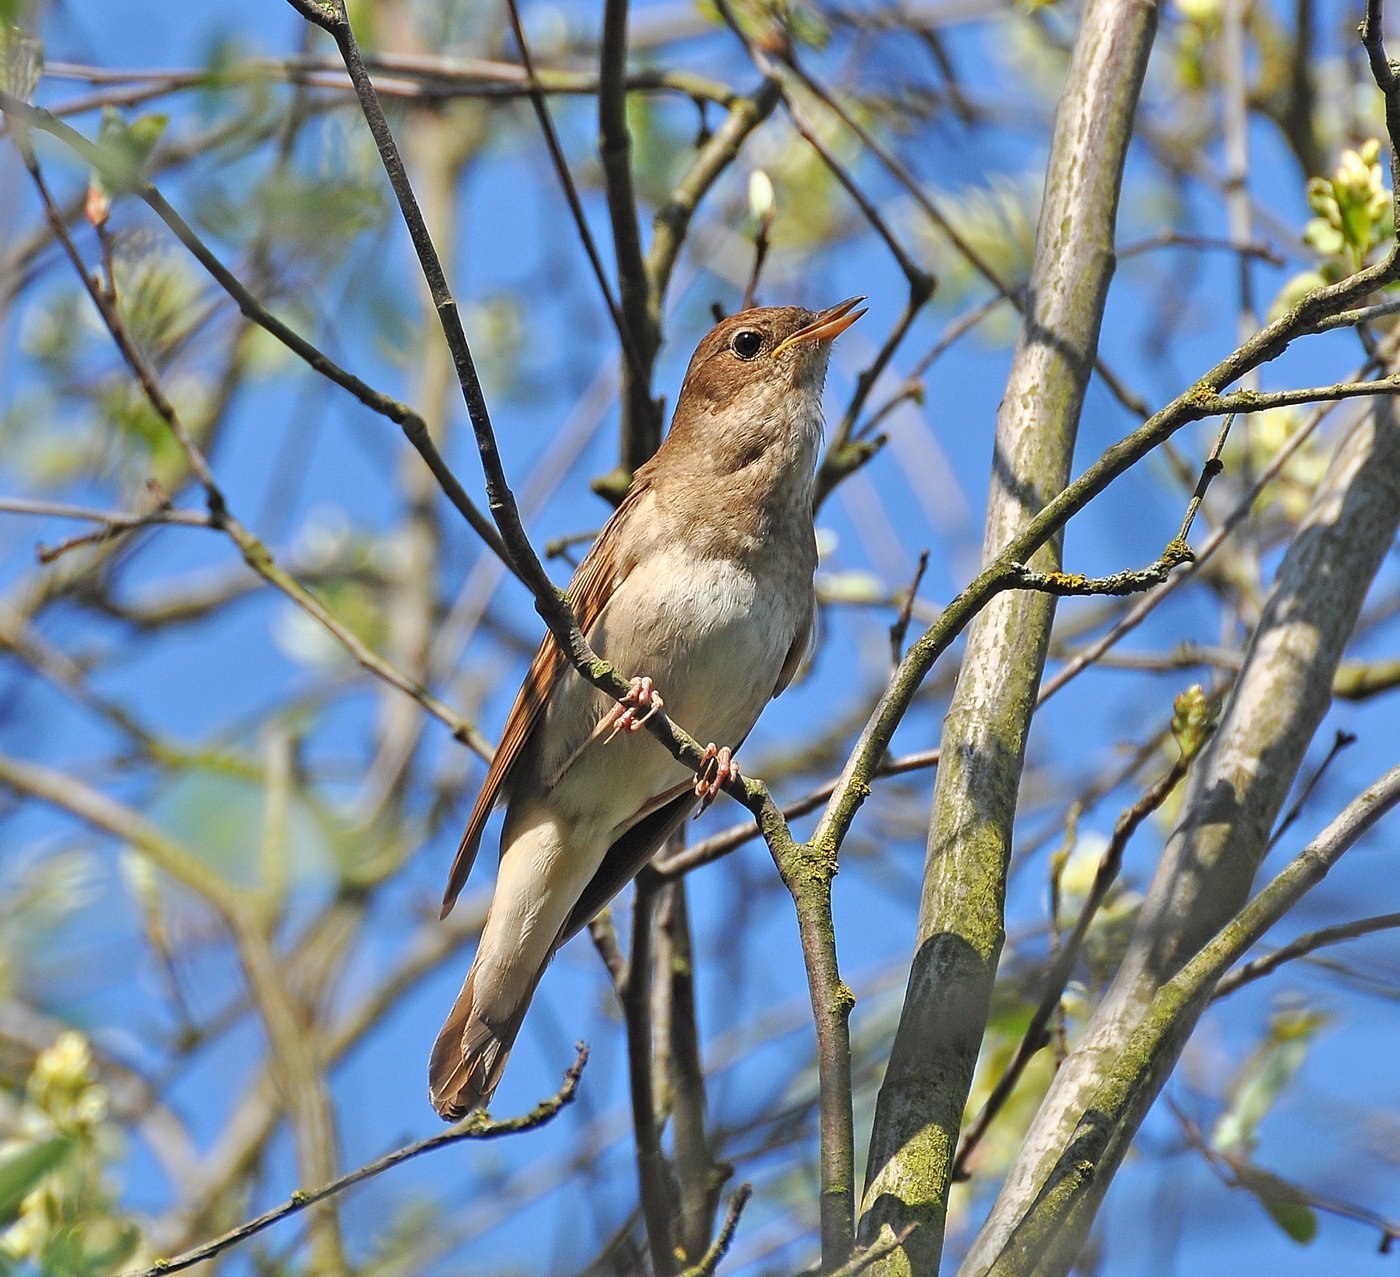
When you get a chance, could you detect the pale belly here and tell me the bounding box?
[516,543,809,840]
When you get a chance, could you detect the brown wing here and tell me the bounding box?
[438,485,648,919]
[556,599,812,939]
[558,789,697,944]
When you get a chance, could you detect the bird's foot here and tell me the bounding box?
[694,743,740,813]
[603,676,664,743]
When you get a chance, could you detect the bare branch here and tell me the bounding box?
[121,1048,588,1277]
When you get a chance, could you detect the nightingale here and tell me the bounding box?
[429,297,866,1120]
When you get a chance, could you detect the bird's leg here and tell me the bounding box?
[694,743,740,813]
[544,678,666,791]
[602,675,664,743]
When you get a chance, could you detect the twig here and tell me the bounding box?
[799,1224,917,1277]
[654,747,942,880]
[588,911,630,994]
[1117,230,1283,265]
[599,0,662,467]
[0,88,517,578]
[1267,728,1358,850]
[503,0,645,384]
[0,495,217,563]
[1212,911,1400,998]
[888,550,930,668]
[1007,539,1195,598]
[1201,371,1400,414]
[765,826,857,1266]
[816,284,934,508]
[1169,1096,1400,1250]
[664,883,731,1265]
[624,871,679,1274]
[740,200,773,311]
[39,55,745,110]
[679,1183,753,1277]
[121,1048,588,1277]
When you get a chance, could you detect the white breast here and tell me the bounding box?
[535,541,809,839]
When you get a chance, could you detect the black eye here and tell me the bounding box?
[731,329,764,360]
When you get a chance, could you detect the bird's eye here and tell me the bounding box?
[731,329,764,360]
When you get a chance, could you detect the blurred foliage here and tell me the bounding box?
[1272,138,1396,318]
[1305,139,1393,271]
[0,0,1396,1273]
[906,176,1040,314]
[0,1034,141,1277]
[0,23,41,101]
[1221,407,1330,524]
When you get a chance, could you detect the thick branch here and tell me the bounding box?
[980,765,1400,1276]
[964,381,1400,1273]
[857,2,1162,1268]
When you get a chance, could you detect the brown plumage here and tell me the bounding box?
[429,299,865,1120]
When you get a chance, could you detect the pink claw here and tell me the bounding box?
[694,743,740,813]
[603,676,664,743]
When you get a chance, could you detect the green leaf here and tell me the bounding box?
[43,1218,141,1276]
[1236,1164,1319,1245]
[0,1137,72,1222]
[93,107,168,195]
[0,23,42,99]
[1211,1005,1328,1155]
[1262,1195,1319,1244]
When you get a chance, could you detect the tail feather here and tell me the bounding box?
[428,966,531,1120]
[429,810,611,1119]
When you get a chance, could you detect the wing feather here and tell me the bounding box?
[773,603,813,698]
[438,484,648,919]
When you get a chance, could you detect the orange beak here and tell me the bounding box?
[772,296,867,356]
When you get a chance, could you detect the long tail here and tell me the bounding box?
[428,962,532,1120]
[428,810,599,1121]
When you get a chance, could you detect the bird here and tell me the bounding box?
[428,297,866,1120]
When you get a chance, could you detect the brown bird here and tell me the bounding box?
[429,297,866,1120]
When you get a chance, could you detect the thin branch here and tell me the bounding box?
[599,0,662,467]
[1267,728,1358,851]
[38,55,745,109]
[0,88,516,577]
[741,201,773,310]
[1117,230,1283,265]
[1170,1097,1400,1252]
[121,1048,588,1277]
[0,494,218,563]
[678,1183,753,1277]
[764,823,857,1265]
[801,1225,918,1277]
[888,550,931,668]
[983,764,1400,1276]
[1202,371,1400,414]
[624,872,678,1275]
[1212,911,1400,998]
[664,883,730,1265]
[503,0,645,382]
[654,747,941,881]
